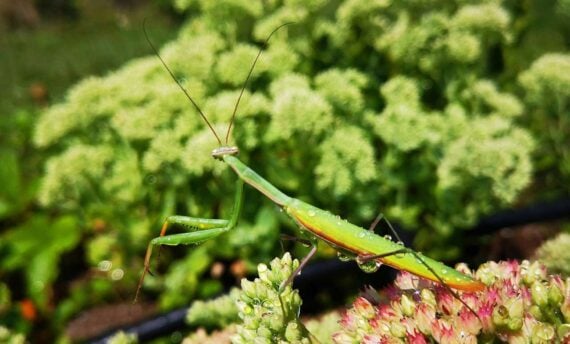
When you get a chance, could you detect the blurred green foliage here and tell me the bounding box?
[535,231,570,277]
[0,1,177,340]
[1,0,570,341]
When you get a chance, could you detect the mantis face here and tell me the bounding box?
[212,146,239,160]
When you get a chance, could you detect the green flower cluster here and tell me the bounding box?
[519,53,570,187]
[535,232,570,277]
[187,288,240,329]
[335,260,570,343]
[185,255,340,343]
[33,0,559,311]
[232,253,314,344]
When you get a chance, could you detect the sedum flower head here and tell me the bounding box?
[187,288,241,328]
[266,73,333,141]
[334,260,570,343]
[519,53,570,104]
[38,144,114,207]
[314,69,368,115]
[315,126,377,197]
[437,115,534,204]
[535,233,570,277]
[232,253,312,344]
[216,44,262,86]
[451,3,511,35]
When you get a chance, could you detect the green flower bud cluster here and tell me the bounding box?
[334,260,570,343]
[186,288,240,329]
[232,253,313,344]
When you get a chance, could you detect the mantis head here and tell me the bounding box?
[212,146,239,160]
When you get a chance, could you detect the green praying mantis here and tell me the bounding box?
[135,23,486,307]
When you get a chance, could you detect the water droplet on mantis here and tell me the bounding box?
[308,210,316,217]
[358,259,382,273]
[337,251,355,262]
[383,234,392,241]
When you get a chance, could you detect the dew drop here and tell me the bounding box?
[383,234,392,241]
[358,259,381,273]
[358,232,366,238]
[337,251,355,262]
[308,210,316,217]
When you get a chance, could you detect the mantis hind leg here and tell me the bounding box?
[357,218,482,322]
[134,179,244,302]
[279,243,318,292]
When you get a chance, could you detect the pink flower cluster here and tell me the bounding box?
[333,260,570,343]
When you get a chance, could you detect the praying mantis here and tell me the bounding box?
[135,23,486,305]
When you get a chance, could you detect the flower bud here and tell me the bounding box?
[528,305,543,320]
[401,293,416,317]
[390,320,407,338]
[415,303,435,335]
[241,279,256,298]
[531,281,549,308]
[504,297,524,331]
[531,323,555,342]
[548,281,563,306]
[561,278,570,322]
[420,289,436,307]
[353,297,376,319]
[557,324,570,342]
[492,305,509,329]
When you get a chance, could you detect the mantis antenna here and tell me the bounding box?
[143,19,293,147]
[143,19,222,146]
[224,22,293,145]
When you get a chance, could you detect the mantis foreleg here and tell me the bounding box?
[134,179,244,302]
